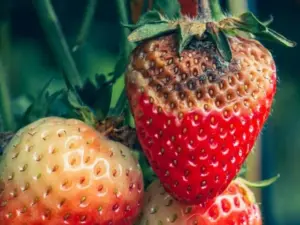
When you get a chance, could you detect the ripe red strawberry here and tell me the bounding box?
[178,0,198,17]
[125,5,295,204]
[138,179,262,225]
[126,34,277,204]
[0,117,144,225]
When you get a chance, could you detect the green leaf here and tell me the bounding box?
[67,91,97,127]
[153,0,181,19]
[47,90,78,118]
[178,24,193,53]
[207,23,232,62]
[237,174,280,188]
[256,28,297,47]
[122,10,167,29]
[77,75,113,120]
[21,78,57,127]
[93,83,113,120]
[128,22,176,42]
[232,12,296,47]
[237,12,266,33]
[108,89,127,117]
[109,52,129,80]
[178,22,207,53]
[67,90,83,109]
[262,15,274,26]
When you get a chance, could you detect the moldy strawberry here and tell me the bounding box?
[125,0,295,205]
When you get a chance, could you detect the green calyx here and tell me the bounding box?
[237,174,280,188]
[125,10,296,62]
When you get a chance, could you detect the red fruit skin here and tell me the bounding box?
[193,180,263,225]
[126,35,276,204]
[128,82,275,204]
[139,179,262,225]
[178,0,198,17]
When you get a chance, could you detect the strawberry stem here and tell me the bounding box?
[72,0,98,52]
[116,0,135,57]
[237,174,280,188]
[0,59,15,131]
[33,0,83,88]
[198,0,211,19]
[209,0,225,21]
[0,2,15,131]
[196,0,224,21]
[115,0,135,126]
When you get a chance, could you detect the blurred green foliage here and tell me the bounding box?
[0,0,300,224]
[0,0,129,130]
[256,1,300,225]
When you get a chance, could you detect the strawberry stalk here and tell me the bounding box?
[236,174,280,188]
[114,0,135,127]
[198,0,211,19]
[197,0,224,21]
[0,59,14,131]
[33,0,83,88]
[209,0,225,21]
[0,1,15,131]
[72,0,98,52]
[179,0,224,20]
[116,0,135,57]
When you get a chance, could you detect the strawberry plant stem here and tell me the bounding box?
[209,0,224,21]
[0,59,14,131]
[33,0,83,88]
[115,0,135,127]
[198,0,211,19]
[0,0,12,75]
[73,0,98,52]
[0,1,15,131]
[116,0,134,56]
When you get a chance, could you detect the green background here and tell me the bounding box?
[0,0,299,224]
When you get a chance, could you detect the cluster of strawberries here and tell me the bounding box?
[0,0,295,224]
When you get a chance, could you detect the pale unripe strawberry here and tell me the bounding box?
[0,117,144,225]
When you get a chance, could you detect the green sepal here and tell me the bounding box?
[237,12,266,32]
[237,162,247,177]
[67,90,97,128]
[178,24,193,53]
[178,22,206,53]
[207,22,232,62]
[76,75,113,121]
[255,28,297,47]
[262,15,274,26]
[122,10,167,29]
[230,12,296,47]
[237,174,280,188]
[128,22,176,42]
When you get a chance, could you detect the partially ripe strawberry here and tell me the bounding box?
[138,179,262,225]
[0,117,144,225]
[126,33,276,204]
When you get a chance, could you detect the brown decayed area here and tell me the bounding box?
[126,34,276,115]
